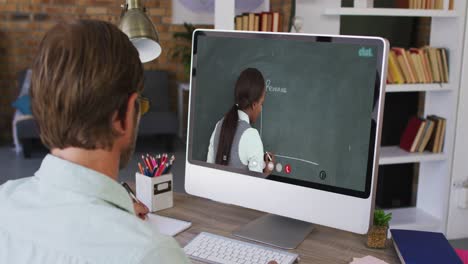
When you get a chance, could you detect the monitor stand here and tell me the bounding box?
[232,214,314,249]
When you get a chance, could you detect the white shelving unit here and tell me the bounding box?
[379,146,447,165]
[385,207,443,233]
[214,0,270,30]
[213,0,467,238]
[324,8,459,17]
[386,83,450,93]
[296,0,466,237]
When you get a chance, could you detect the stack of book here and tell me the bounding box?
[396,0,454,9]
[234,12,282,32]
[387,47,449,84]
[400,115,446,153]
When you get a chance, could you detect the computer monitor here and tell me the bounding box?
[185,30,388,249]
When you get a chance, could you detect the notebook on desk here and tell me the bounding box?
[145,214,192,237]
[391,229,462,264]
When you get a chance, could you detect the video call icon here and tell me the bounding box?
[319,170,327,180]
[275,163,282,173]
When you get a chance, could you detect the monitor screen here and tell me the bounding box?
[188,31,385,199]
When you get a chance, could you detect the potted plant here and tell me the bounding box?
[172,22,197,82]
[367,209,392,249]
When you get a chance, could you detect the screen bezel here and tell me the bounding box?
[187,30,386,199]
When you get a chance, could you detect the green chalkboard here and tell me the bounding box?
[190,34,378,192]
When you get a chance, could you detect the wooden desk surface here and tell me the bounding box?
[157,193,400,264]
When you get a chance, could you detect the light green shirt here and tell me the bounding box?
[0,154,190,264]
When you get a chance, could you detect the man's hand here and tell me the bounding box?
[263,152,276,175]
[133,201,149,220]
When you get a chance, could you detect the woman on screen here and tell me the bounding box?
[207,68,274,174]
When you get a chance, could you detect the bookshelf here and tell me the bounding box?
[213,0,270,30]
[324,8,459,17]
[293,0,466,236]
[214,0,466,237]
[385,207,442,233]
[386,83,450,93]
[379,146,447,165]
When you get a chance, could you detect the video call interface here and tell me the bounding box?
[189,32,382,197]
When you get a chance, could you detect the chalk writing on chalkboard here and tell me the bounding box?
[266,80,287,94]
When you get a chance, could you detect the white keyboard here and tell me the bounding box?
[183,232,299,264]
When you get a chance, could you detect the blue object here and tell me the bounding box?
[144,168,153,177]
[12,95,32,115]
[391,229,462,264]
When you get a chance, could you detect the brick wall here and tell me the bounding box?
[0,0,290,143]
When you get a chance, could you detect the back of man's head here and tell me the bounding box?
[31,19,143,151]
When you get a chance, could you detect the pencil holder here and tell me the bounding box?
[135,172,173,212]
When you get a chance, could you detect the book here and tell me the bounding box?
[426,0,433,9]
[417,0,423,8]
[235,16,242,31]
[432,47,442,82]
[409,49,425,83]
[410,119,426,152]
[399,48,416,83]
[254,14,260,31]
[400,117,424,152]
[395,0,409,8]
[272,12,280,32]
[421,49,434,82]
[242,14,249,31]
[440,48,449,83]
[417,119,434,152]
[248,13,255,31]
[436,49,445,83]
[426,47,441,82]
[437,117,446,153]
[417,52,427,82]
[266,12,272,31]
[406,50,420,82]
[387,68,395,84]
[260,12,269,31]
[391,229,462,264]
[392,48,415,83]
[427,115,442,152]
[388,51,406,84]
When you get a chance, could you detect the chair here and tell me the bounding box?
[138,70,178,151]
[15,70,178,158]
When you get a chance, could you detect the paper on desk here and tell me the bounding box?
[144,214,192,237]
[350,255,389,264]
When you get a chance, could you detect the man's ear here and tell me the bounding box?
[113,92,139,136]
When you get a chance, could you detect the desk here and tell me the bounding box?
[158,193,400,264]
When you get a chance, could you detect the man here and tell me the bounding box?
[0,20,190,263]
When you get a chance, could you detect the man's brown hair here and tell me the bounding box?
[31,19,143,150]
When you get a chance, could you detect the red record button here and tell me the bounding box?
[285,164,292,174]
